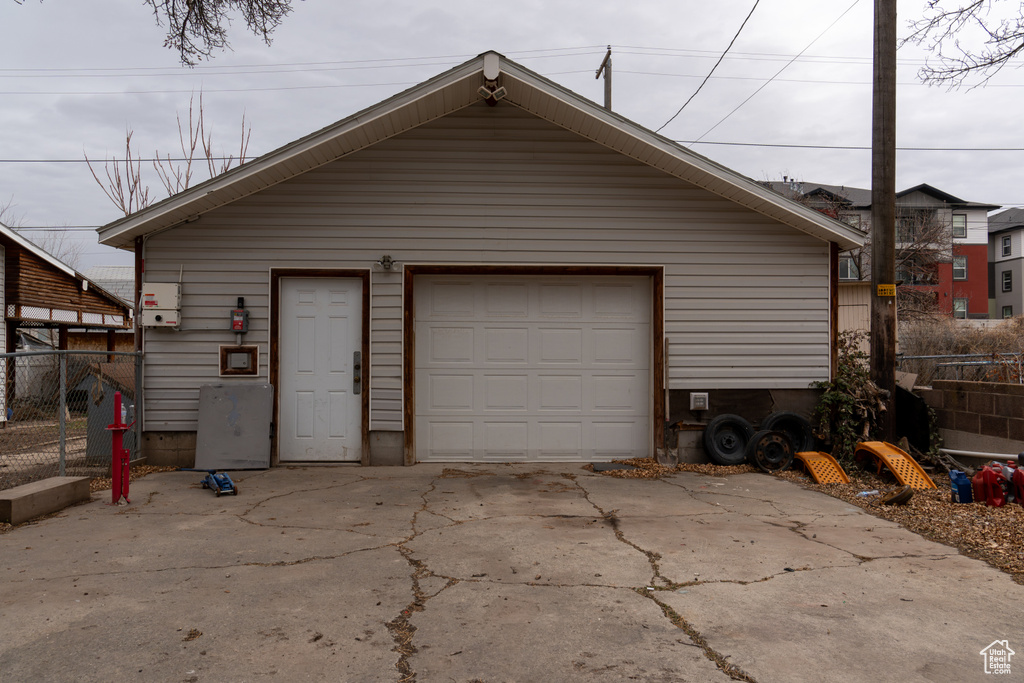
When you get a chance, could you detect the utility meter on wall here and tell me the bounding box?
[140,283,181,327]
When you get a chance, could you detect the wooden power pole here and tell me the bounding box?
[596,46,612,110]
[871,0,897,441]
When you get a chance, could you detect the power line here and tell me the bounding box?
[8,140,1024,166]
[655,0,760,133]
[689,0,863,145]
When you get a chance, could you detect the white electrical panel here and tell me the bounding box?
[141,283,181,327]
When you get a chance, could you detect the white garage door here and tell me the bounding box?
[415,275,651,462]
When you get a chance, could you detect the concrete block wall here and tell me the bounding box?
[921,380,1024,455]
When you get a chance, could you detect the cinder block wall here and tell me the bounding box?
[921,380,1024,455]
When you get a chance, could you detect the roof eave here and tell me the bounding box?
[98,50,866,253]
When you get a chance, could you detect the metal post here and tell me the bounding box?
[58,353,66,477]
[135,351,142,459]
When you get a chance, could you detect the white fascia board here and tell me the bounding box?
[97,56,491,250]
[498,59,866,251]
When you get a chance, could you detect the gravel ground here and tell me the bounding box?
[593,458,1024,585]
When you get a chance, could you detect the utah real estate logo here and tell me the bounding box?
[980,640,1014,675]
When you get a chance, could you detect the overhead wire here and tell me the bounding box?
[687,0,863,145]
[655,0,760,133]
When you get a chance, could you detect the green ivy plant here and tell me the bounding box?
[811,331,886,464]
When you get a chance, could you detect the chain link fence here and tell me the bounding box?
[897,353,1024,386]
[0,350,142,491]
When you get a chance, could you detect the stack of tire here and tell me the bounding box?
[702,412,814,473]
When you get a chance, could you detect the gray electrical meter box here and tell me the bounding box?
[195,383,273,470]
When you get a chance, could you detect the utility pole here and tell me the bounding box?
[871,0,897,441]
[596,46,612,110]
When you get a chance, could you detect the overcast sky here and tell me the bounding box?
[2,0,1023,271]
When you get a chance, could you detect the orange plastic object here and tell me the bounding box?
[854,441,937,489]
[795,451,851,484]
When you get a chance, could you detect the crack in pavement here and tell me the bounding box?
[385,476,460,683]
[569,473,753,681]
[4,544,397,584]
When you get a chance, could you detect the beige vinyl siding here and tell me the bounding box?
[141,102,831,431]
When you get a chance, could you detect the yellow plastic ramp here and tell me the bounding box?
[855,441,937,489]
[795,451,851,485]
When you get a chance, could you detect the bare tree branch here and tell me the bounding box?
[86,92,251,217]
[903,0,1024,86]
[144,0,294,66]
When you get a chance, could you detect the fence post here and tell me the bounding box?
[134,351,142,460]
[58,353,66,477]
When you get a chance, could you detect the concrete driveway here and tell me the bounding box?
[0,464,1020,682]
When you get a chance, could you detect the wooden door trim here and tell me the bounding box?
[269,268,371,466]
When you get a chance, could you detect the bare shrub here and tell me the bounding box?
[899,318,1024,384]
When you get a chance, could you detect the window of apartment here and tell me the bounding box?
[952,213,967,239]
[1003,270,1013,292]
[1003,235,1012,257]
[952,255,967,280]
[1003,306,1014,319]
[953,298,968,319]
[838,256,859,280]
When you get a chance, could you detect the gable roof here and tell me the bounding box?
[97,51,865,251]
[988,207,1024,234]
[0,220,131,315]
[765,181,999,212]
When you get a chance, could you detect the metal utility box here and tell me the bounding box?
[195,383,273,470]
[140,283,181,327]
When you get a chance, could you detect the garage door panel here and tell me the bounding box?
[538,375,583,411]
[483,327,529,363]
[538,328,584,364]
[416,275,651,462]
[483,421,530,460]
[593,326,649,364]
[427,326,474,362]
[485,282,529,316]
[425,374,474,411]
[540,283,584,318]
[484,374,528,411]
[590,374,648,412]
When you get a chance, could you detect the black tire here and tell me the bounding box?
[233,487,239,496]
[746,429,795,473]
[703,414,754,465]
[762,411,815,452]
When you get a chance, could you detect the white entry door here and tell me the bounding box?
[279,277,363,462]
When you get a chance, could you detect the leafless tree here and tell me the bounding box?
[85,130,152,217]
[85,93,251,217]
[768,179,952,320]
[152,92,251,196]
[145,0,294,66]
[14,0,293,66]
[1,198,87,270]
[903,1,1024,86]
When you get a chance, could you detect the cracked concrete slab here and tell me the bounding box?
[660,553,1017,683]
[1,547,409,682]
[3,464,1023,682]
[407,514,651,587]
[411,582,725,682]
[618,515,860,585]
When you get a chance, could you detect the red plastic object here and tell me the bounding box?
[971,467,1006,508]
[106,391,131,505]
[1013,468,1024,507]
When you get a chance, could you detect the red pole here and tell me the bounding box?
[107,391,131,505]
